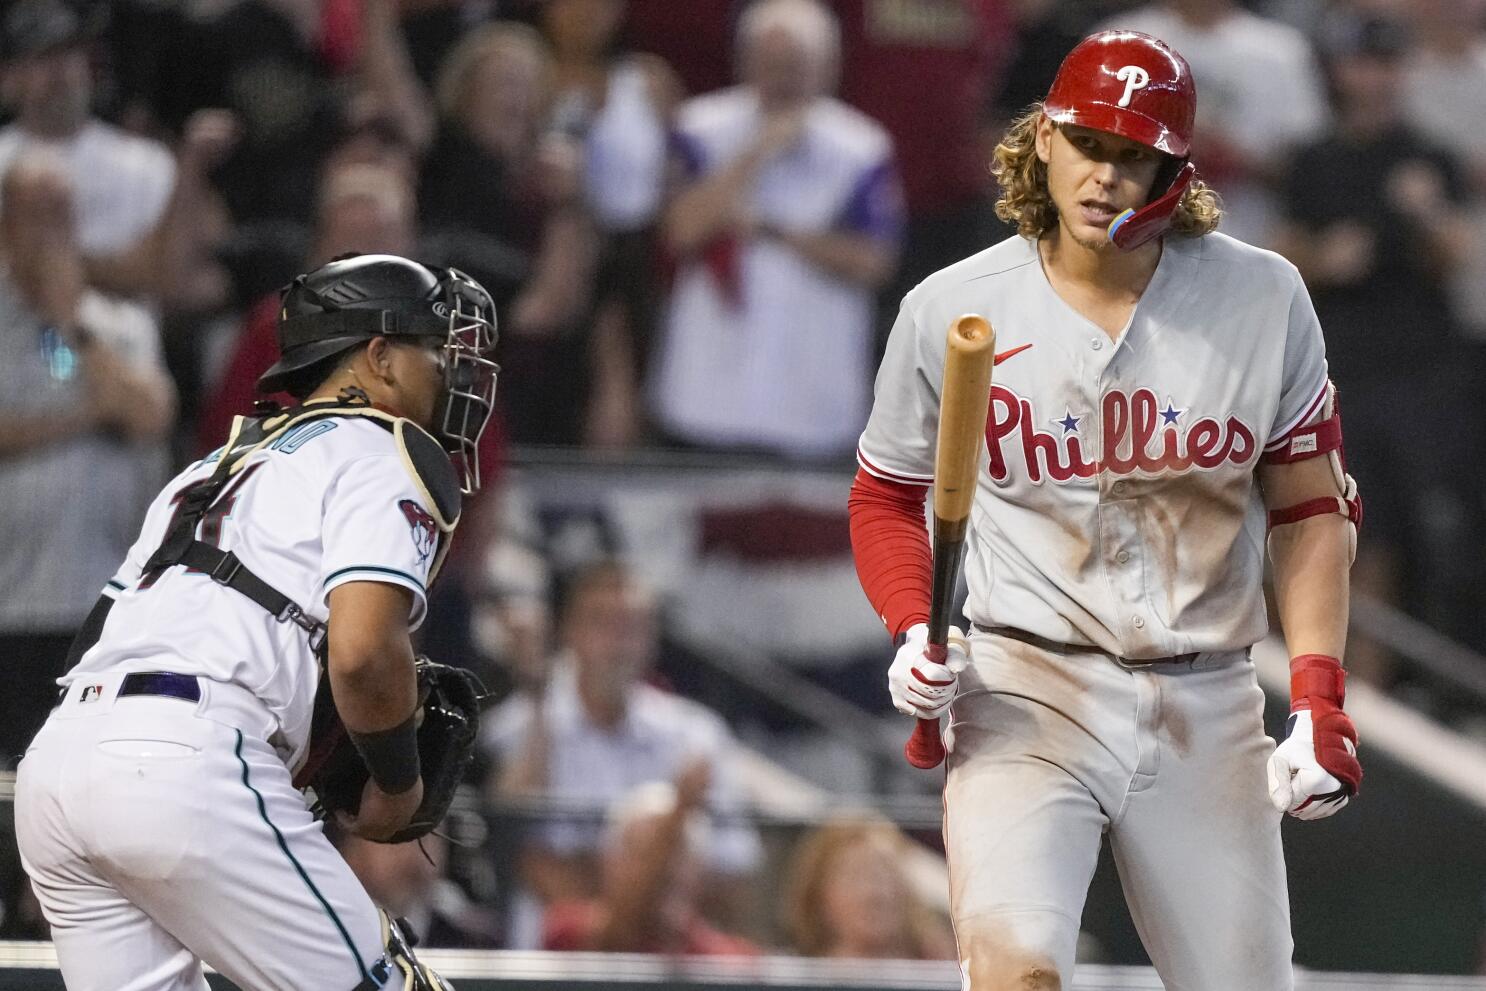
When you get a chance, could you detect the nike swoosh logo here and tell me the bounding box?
[994,344,1033,365]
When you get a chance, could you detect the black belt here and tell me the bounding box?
[118,672,201,703]
[972,624,1199,666]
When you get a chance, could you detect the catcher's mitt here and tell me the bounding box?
[296,656,486,844]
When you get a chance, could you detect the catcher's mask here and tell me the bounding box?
[259,253,499,494]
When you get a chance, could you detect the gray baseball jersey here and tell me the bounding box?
[858,231,1328,658]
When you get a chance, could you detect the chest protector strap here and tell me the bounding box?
[140,392,462,653]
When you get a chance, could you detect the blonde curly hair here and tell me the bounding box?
[991,105,1222,240]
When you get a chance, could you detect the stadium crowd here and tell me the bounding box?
[2,0,1486,957]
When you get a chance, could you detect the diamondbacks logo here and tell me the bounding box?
[985,386,1258,485]
[399,499,438,565]
[1116,65,1150,107]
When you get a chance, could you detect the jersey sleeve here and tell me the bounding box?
[319,453,441,628]
[838,159,906,246]
[856,293,938,484]
[1268,270,1331,446]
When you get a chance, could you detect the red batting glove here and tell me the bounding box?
[1266,654,1362,820]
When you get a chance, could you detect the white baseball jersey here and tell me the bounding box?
[858,232,1328,658]
[67,415,443,768]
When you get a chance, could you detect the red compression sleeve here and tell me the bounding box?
[848,467,932,638]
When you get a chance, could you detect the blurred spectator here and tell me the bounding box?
[991,0,1105,123]
[421,22,600,445]
[470,522,555,704]
[624,0,737,96]
[483,559,762,948]
[1273,14,1477,684]
[161,0,429,224]
[1099,0,1329,247]
[542,0,682,448]
[542,775,759,955]
[830,0,1014,310]
[0,0,177,297]
[196,159,419,452]
[652,0,903,459]
[337,831,500,949]
[627,0,1014,347]
[1401,0,1486,339]
[0,156,174,765]
[784,815,955,960]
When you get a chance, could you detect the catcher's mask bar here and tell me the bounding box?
[432,267,499,495]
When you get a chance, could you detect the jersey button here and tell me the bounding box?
[1132,615,1145,629]
[1116,550,1130,564]
[1112,481,1127,495]
[1090,337,1104,351]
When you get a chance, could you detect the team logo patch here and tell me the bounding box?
[1116,65,1149,107]
[399,499,438,566]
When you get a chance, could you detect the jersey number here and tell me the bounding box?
[138,464,264,589]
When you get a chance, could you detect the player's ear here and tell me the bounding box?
[364,336,396,385]
[1035,115,1055,165]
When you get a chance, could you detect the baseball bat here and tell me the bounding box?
[904,314,996,770]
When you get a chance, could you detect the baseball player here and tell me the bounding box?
[15,254,498,991]
[850,32,1362,991]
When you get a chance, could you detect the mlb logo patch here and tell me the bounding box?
[1289,435,1318,456]
[79,684,105,703]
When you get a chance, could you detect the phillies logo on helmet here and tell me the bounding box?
[399,499,438,565]
[985,386,1258,485]
[1115,65,1149,107]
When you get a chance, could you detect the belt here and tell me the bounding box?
[117,671,201,703]
[972,624,1199,666]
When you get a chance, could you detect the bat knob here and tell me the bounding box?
[905,717,946,769]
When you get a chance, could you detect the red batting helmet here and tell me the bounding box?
[1043,31,1199,250]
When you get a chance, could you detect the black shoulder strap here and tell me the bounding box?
[139,397,393,653]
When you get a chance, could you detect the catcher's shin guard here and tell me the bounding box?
[354,911,455,991]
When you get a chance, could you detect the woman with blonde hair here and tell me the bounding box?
[784,816,954,960]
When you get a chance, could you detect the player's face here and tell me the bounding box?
[385,338,447,430]
[1036,120,1162,252]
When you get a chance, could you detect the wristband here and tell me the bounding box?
[348,714,420,795]
[1289,653,1345,710]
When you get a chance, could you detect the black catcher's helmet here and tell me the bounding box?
[259,253,499,493]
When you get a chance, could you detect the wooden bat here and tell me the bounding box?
[904,314,996,770]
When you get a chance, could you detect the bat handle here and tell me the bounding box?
[904,639,949,769]
[905,718,945,769]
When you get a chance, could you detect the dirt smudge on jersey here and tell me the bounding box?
[1161,689,1192,758]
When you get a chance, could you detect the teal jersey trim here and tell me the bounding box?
[233,730,371,985]
[322,565,426,592]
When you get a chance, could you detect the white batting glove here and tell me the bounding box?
[1266,709,1354,821]
[888,623,970,719]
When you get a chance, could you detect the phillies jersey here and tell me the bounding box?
[66,416,443,767]
[857,232,1329,658]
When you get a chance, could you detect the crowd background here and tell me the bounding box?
[2,0,1486,970]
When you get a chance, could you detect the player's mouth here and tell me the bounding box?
[1079,199,1120,226]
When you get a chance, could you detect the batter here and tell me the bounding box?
[850,31,1362,991]
[15,254,496,991]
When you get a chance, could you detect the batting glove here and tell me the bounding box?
[888,623,969,719]
[1267,654,1362,820]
